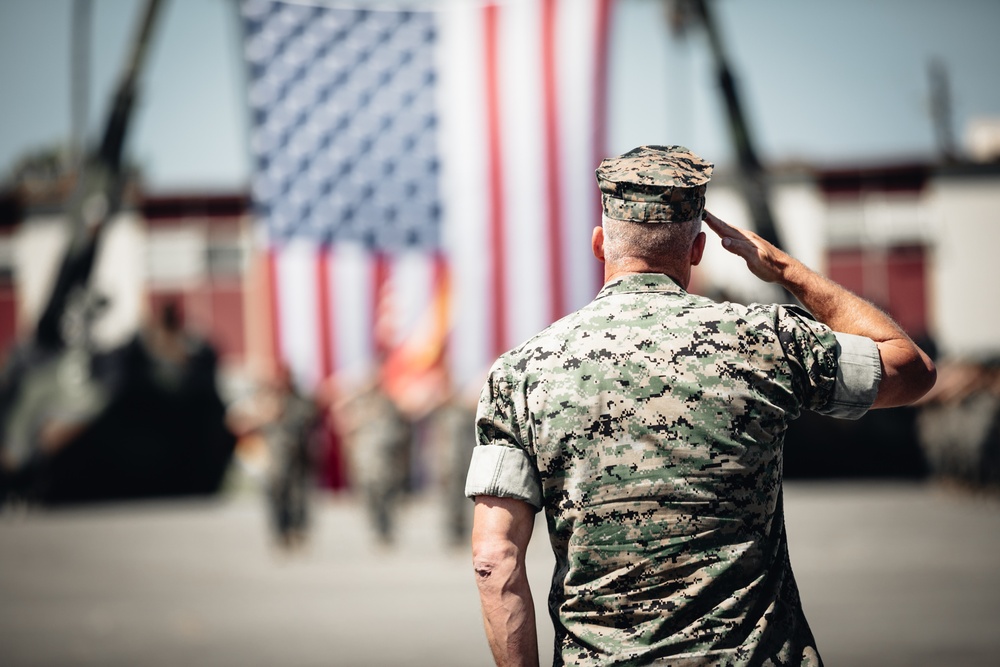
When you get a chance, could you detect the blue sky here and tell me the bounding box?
[2,0,999,192]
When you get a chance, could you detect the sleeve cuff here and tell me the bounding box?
[464,444,543,511]
[818,331,882,420]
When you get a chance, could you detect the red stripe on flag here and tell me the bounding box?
[483,4,507,359]
[316,248,334,381]
[541,0,566,322]
[372,251,392,361]
[266,248,283,369]
[592,0,614,293]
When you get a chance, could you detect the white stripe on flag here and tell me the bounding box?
[274,239,320,389]
[557,0,603,314]
[391,251,437,348]
[438,4,490,388]
[329,243,374,383]
[498,0,550,352]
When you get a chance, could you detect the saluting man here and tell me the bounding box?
[466,145,936,666]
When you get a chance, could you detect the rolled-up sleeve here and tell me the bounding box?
[816,331,881,419]
[465,444,542,509]
[775,305,881,420]
[464,364,543,511]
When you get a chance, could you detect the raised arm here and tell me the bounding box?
[703,211,936,408]
[472,495,539,667]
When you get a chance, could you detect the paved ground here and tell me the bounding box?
[0,481,998,667]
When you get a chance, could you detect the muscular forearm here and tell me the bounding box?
[474,548,539,667]
[472,497,539,667]
[778,255,935,407]
[777,256,906,343]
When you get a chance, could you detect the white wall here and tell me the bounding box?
[772,181,827,274]
[90,213,145,348]
[698,181,818,305]
[700,184,783,304]
[14,213,145,349]
[926,177,1000,359]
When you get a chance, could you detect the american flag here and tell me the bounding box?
[241,0,613,393]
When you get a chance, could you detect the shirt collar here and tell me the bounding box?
[595,272,687,300]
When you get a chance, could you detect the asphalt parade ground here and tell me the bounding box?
[1,482,998,667]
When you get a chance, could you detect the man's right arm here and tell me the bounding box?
[472,495,539,667]
[703,211,936,408]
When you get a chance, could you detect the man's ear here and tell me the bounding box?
[591,226,605,262]
[690,231,707,266]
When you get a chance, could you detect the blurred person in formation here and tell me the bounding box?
[428,379,479,548]
[466,146,937,666]
[915,359,1000,487]
[231,365,318,551]
[262,367,318,550]
[340,375,412,546]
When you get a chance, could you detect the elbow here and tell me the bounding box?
[471,496,535,591]
[472,538,522,598]
[903,339,937,402]
[900,350,938,405]
[874,341,938,408]
[472,539,516,579]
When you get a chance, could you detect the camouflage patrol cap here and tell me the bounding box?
[596,145,714,223]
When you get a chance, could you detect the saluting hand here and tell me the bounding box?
[703,210,935,408]
[702,210,793,285]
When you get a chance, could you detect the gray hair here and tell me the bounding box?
[601,214,702,265]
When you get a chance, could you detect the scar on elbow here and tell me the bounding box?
[474,550,504,580]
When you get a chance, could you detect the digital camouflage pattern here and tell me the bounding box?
[597,145,714,224]
[475,274,839,666]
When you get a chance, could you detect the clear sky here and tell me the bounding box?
[2,0,999,192]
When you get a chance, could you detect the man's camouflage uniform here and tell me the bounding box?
[466,146,882,666]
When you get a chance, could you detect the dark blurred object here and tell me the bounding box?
[928,57,959,164]
[1,298,235,504]
[0,0,235,505]
[35,301,235,503]
[0,289,113,500]
[915,359,1000,489]
[784,336,938,480]
[784,407,928,479]
[784,350,1000,488]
